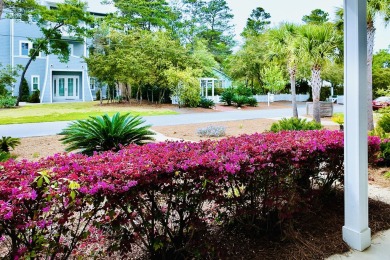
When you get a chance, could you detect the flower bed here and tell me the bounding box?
[0,130,381,259]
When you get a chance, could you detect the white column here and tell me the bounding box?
[343,0,370,251]
[212,80,215,97]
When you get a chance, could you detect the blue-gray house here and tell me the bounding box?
[0,0,114,103]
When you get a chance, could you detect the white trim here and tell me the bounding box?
[19,40,30,57]
[82,69,85,101]
[50,69,84,102]
[10,19,15,95]
[69,43,74,57]
[31,75,40,91]
[18,40,42,58]
[42,55,50,103]
[89,77,95,90]
[85,66,94,101]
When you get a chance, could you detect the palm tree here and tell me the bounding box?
[336,1,390,130]
[297,23,341,123]
[268,23,300,118]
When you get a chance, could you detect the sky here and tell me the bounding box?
[225,0,389,52]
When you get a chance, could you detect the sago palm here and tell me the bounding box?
[60,113,155,155]
[0,136,21,153]
[297,23,341,123]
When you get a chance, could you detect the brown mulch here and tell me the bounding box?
[369,166,390,188]
[183,192,390,260]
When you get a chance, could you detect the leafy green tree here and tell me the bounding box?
[302,9,329,24]
[268,23,300,117]
[261,63,287,94]
[2,0,38,20]
[297,23,341,123]
[86,30,211,104]
[226,34,269,94]
[321,61,344,94]
[60,113,155,155]
[165,67,201,107]
[10,0,93,106]
[242,7,271,37]
[110,0,173,31]
[168,0,205,47]
[0,63,21,96]
[373,49,390,97]
[198,0,235,63]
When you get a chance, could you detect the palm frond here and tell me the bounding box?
[59,113,155,155]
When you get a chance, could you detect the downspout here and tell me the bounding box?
[10,18,14,95]
[41,55,50,103]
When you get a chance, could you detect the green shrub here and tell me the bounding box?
[369,126,389,139]
[246,97,258,107]
[220,88,235,106]
[0,136,21,152]
[379,140,390,166]
[236,85,252,97]
[232,95,248,107]
[0,151,10,162]
[60,113,155,155]
[199,97,215,108]
[270,117,323,132]
[20,77,30,102]
[0,96,17,108]
[331,113,344,125]
[377,113,390,133]
[28,89,40,103]
[197,125,226,137]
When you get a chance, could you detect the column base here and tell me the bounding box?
[342,226,371,251]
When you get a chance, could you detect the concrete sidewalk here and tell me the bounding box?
[0,105,343,138]
[328,184,390,259]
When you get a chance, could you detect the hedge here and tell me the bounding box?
[0,130,381,259]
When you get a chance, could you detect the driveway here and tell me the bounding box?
[0,103,344,138]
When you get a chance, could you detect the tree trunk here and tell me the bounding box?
[99,86,103,106]
[367,23,375,131]
[289,66,298,118]
[311,67,322,123]
[16,57,34,106]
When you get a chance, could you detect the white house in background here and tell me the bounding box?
[0,0,115,103]
[200,68,232,98]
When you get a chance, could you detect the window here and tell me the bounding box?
[21,42,29,56]
[31,75,39,91]
[90,78,95,90]
[20,41,41,57]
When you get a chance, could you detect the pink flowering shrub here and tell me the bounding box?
[0,130,381,259]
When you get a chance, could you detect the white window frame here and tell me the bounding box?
[31,75,40,91]
[20,41,30,57]
[90,77,95,90]
[19,41,41,58]
[69,43,75,57]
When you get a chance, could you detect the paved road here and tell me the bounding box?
[0,104,344,138]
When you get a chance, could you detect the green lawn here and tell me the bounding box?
[0,101,178,125]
